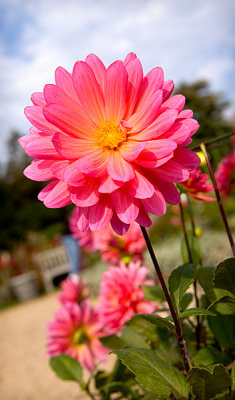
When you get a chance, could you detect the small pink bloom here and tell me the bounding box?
[20,53,200,234]
[180,167,215,201]
[215,150,235,199]
[47,300,108,371]
[58,276,88,305]
[97,261,156,333]
[93,222,146,264]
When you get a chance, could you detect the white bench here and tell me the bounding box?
[33,245,70,293]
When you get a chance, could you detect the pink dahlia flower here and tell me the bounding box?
[57,276,88,305]
[215,151,235,198]
[47,300,108,371]
[93,222,146,265]
[97,261,156,333]
[180,167,215,201]
[20,53,200,234]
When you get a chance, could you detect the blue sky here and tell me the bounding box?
[0,0,235,162]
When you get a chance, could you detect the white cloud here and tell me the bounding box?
[0,0,235,161]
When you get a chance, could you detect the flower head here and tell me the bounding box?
[47,300,108,370]
[180,167,215,201]
[58,276,88,305]
[215,151,235,199]
[20,53,200,234]
[97,261,156,333]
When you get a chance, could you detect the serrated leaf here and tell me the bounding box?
[208,313,235,348]
[124,314,158,341]
[192,347,232,367]
[181,233,201,267]
[121,326,149,349]
[180,307,216,319]
[187,365,231,400]
[114,348,189,399]
[49,354,83,383]
[214,258,235,297]
[143,285,166,302]
[180,293,193,311]
[168,264,195,312]
[127,314,175,332]
[99,334,125,350]
[198,266,217,302]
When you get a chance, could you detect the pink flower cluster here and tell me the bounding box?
[180,167,215,201]
[20,53,200,235]
[216,150,235,199]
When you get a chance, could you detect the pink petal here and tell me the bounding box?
[142,191,166,215]
[19,134,34,150]
[25,134,60,159]
[63,161,87,186]
[25,106,56,133]
[38,180,71,208]
[99,174,124,193]
[124,58,143,118]
[162,122,190,144]
[108,150,135,182]
[178,109,193,119]
[70,179,100,207]
[44,104,97,139]
[75,207,90,231]
[173,148,201,169]
[134,139,177,168]
[162,80,174,101]
[112,189,139,224]
[31,92,46,106]
[154,160,189,182]
[52,132,96,159]
[50,160,70,180]
[136,67,164,110]
[132,109,178,141]
[105,61,127,122]
[129,90,162,133]
[85,54,106,93]
[181,118,199,136]
[135,205,152,227]
[128,170,154,199]
[161,94,185,112]
[79,345,94,371]
[188,193,216,202]
[124,53,137,65]
[89,197,113,231]
[44,84,80,111]
[72,61,105,124]
[55,67,78,99]
[155,179,180,205]
[76,148,109,177]
[110,212,130,235]
[119,140,146,161]
[24,160,54,181]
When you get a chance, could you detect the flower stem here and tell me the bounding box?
[200,143,235,257]
[140,225,190,373]
[179,200,201,350]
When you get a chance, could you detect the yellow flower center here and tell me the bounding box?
[73,328,89,345]
[97,121,127,149]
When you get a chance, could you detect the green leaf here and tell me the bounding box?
[124,314,158,342]
[180,293,193,311]
[168,264,195,312]
[192,347,232,367]
[99,334,125,350]
[127,314,175,331]
[180,307,216,319]
[187,365,231,400]
[198,266,217,302]
[49,354,83,383]
[181,233,201,267]
[121,326,150,349]
[231,361,235,392]
[114,348,189,399]
[208,313,235,348]
[209,296,235,315]
[214,258,235,297]
[143,285,166,302]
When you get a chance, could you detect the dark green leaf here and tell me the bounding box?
[49,354,83,383]
[99,334,125,350]
[180,293,193,311]
[192,347,232,367]
[143,285,166,302]
[209,296,235,315]
[180,307,216,319]
[198,266,217,302]
[121,326,149,349]
[168,264,195,312]
[124,314,158,341]
[214,258,235,297]
[187,365,231,400]
[114,348,189,398]
[208,313,235,348]
[127,314,175,331]
[181,233,201,267]
[231,361,235,392]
